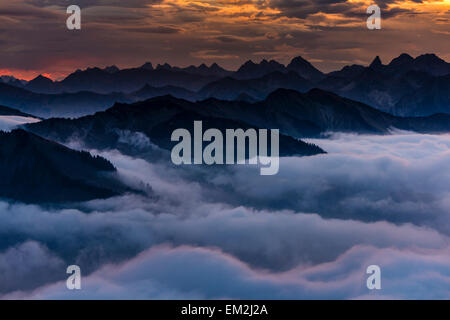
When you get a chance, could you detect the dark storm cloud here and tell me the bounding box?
[261,0,417,19]
[214,35,248,43]
[125,26,182,34]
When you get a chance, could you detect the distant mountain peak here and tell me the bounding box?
[0,75,27,87]
[33,74,52,82]
[266,87,299,97]
[27,74,54,88]
[415,53,444,63]
[209,62,225,71]
[388,53,413,67]
[140,62,154,70]
[289,56,309,65]
[369,56,383,69]
[103,65,120,73]
[234,59,285,80]
[156,63,172,70]
[241,60,256,67]
[287,56,324,82]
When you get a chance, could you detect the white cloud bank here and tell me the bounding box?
[1,132,450,299]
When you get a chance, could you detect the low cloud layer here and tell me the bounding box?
[6,245,450,299]
[0,132,449,298]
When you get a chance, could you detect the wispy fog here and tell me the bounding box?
[0,116,40,132]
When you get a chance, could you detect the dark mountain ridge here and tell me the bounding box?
[3,53,449,118]
[24,89,450,166]
[0,129,129,203]
[0,82,129,118]
[22,66,221,95]
[0,105,40,118]
[318,53,450,115]
[195,88,450,136]
[198,71,313,101]
[24,95,326,159]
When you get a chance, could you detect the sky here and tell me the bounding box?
[0,0,449,79]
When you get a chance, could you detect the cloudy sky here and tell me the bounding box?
[0,0,449,79]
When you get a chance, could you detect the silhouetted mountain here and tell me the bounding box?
[233,59,286,80]
[369,56,384,71]
[318,53,450,114]
[381,53,450,76]
[25,89,450,165]
[195,88,450,135]
[232,57,324,82]
[4,53,449,117]
[0,82,129,118]
[185,63,231,77]
[156,63,172,71]
[403,53,450,76]
[20,66,221,95]
[25,75,58,94]
[394,75,450,116]
[157,62,232,78]
[0,75,27,87]
[254,88,450,134]
[319,67,412,112]
[103,65,120,74]
[25,95,326,159]
[140,62,154,70]
[0,105,39,118]
[194,88,449,136]
[327,64,365,79]
[0,129,129,203]
[386,53,414,74]
[198,71,313,101]
[131,84,198,102]
[287,56,325,82]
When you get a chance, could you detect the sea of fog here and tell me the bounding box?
[1,132,449,299]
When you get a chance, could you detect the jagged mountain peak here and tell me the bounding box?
[287,56,324,81]
[156,63,172,70]
[288,56,311,66]
[31,74,53,82]
[140,61,154,70]
[369,56,383,68]
[389,53,413,66]
[103,65,120,73]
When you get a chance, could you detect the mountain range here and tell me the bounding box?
[0,105,40,118]
[1,53,449,205]
[24,94,326,160]
[318,54,450,116]
[24,88,450,160]
[2,53,449,118]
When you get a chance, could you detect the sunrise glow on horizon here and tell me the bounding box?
[0,0,448,80]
